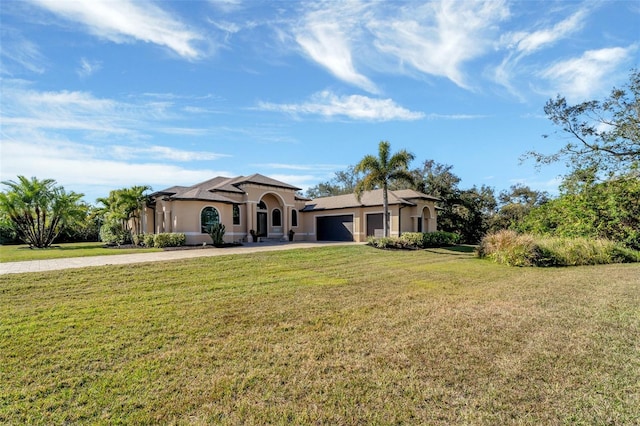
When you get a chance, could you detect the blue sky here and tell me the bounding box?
[1,0,638,203]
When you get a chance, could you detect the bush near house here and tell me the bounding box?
[476,230,640,267]
[99,222,130,246]
[368,231,461,249]
[150,233,186,248]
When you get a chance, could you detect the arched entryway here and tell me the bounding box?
[256,192,286,239]
[418,206,436,232]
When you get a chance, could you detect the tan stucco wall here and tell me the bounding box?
[144,185,305,245]
[143,188,438,245]
[303,200,438,242]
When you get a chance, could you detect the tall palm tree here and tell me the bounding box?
[354,141,415,237]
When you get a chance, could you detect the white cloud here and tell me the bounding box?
[493,7,591,99]
[368,0,510,89]
[208,0,243,13]
[0,28,47,75]
[540,45,636,101]
[294,3,378,93]
[257,90,424,121]
[110,145,230,162]
[28,0,204,60]
[0,138,230,202]
[508,8,588,54]
[76,57,102,78]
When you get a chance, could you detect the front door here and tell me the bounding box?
[257,212,267,236]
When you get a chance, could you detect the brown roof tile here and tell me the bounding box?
[302,188,437,211]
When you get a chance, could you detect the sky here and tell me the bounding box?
[1,0,638,204]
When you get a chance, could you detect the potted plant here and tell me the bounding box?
[288,229,295,242]
[249,229,258,242]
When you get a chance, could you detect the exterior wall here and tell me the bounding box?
[302,200,438,242]
[143,186,438,245]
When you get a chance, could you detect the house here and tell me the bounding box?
[142,174,439,245]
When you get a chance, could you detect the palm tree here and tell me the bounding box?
[0,176,85,248]
[96,185,151,244]
[354,141,415,237]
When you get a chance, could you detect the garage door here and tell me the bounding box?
[366,213,384,237]
[316,215,354,241]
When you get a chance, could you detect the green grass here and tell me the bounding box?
[1,245,639,424]
[0,242,161,263]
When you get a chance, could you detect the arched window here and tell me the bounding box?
[201,207,219,233]
[232,204,240,225]
[291,209,298,227]
[257,200,267,210]
[272,208,282,227]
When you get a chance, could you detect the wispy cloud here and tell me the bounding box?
[294,2,378,93]
[0,138,229,201]
[257,90,424,121]
[76,57,102,78]
[27,0,204,60]
[493,6,591,99]
[506,8,588,54]
[0,81,230,201]
[0,28,47,75]
[2,86,144,137]
[111,145,230,162]
[369,0,510,89]
[539,45,637,101]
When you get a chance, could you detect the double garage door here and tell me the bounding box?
[316,215,354,241]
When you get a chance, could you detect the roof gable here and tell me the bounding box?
[151,173,301,202]
[234,173,301,191]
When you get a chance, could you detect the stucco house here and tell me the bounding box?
[142,174,439,245]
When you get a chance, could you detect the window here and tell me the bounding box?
[291,209,298,227]
[257,200,267,210]
[272,208,282,227]
[201,207,219,233]
[232,204,240,225]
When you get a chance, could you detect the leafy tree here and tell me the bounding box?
[354,141,415,237]
[527,68,640,175]
[57,204,101,243]
[520,169,640,249]
[410,160,462,197]
[491,184,549,231]
[305,166,362,198]
[409,160,497,243]
[0,176,86,248]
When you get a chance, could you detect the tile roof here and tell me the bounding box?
[233,173,302,190]
[302,188,438,211]
[151,173,301,202]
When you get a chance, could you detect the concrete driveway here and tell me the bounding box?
[0,241,360,275]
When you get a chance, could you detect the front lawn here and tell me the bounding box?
[1,245,638,424]
[0,242,161,263]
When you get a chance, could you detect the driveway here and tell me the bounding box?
[0,241,360,275]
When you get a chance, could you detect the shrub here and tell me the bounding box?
[99,222,130,246]
[142,233,155,248]
[208,223,226,246]
[477,230,640,267]
[475,230,540,266]
[422,231,461,247]
[152,233,186,248]
[368,232,463,250]
[0,220,18,245]
[400,233,424,248]
[367,236,398,249]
